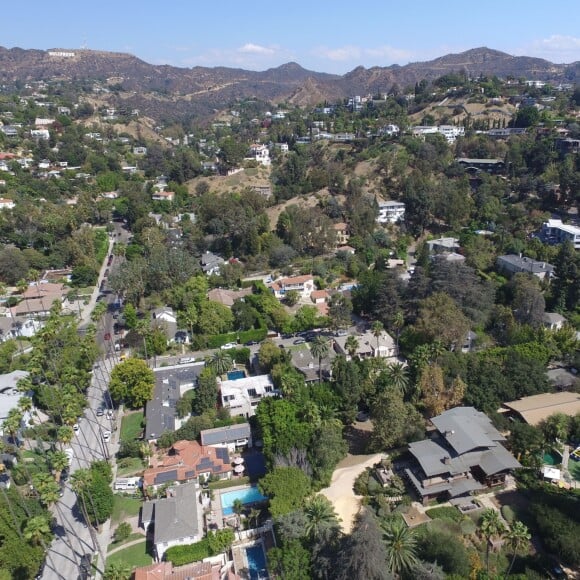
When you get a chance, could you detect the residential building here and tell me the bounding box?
[207,287,252,308]
[555,138,580,154]
[405,407,521,505]
[496,254,555,280]
[200,251,225,276]
[141,482,201,560]
[378,124,400,136]
[12,282,68,317]
[143,440,231,488]
[152,191,175,203]
[455,158,505,174]
[377,200,405,224]
[438,125,465,143]
[411,126,438,137]
[270,275,315,300]
[290,347,333,383]
[200,423,252,452]
[543,312,567,331]
[133,146,148,155]
[0,198,15,210]
[333,222,349,246]
[0,370,32,438]
[145,362,205,442]
[540,219,580,250]
[426,237,461,254]
[134,561,223,580]
[0,317,43,342]
[151,307,181,344]
[333,329,397,360]
[247,144,271,166]
[219,374,277,418]
[500,392,580,426]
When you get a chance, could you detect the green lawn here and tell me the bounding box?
[106,540,153,568]
[120,411,144,442]
[111,495,142,525]
[116,456,145,477]
[569,459,580,481]
[107,532,145,552]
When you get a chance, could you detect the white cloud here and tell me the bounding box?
[520,35,580,63]
[238,43,275,55]
[313,44,418,68]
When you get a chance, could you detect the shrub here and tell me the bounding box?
[501,504,515,524]
[165,539,211,566]
[114,522,132,543]
[459,518,477,536]
[425,506,463,522]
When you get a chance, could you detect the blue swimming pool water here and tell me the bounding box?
[246,545,268,579]
[227,370,246,380]
[221,486,267,515]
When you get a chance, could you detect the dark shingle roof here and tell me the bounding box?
[200,423,251,446]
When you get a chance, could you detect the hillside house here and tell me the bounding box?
[270,275,315,300]
[540,219,580,250]
[496,254,554,280]
[377,201,405,224]
[220,374,277,418]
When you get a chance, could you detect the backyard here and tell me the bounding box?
[120,411,144,442]
[106,540,153,569]
[111,495,142,525]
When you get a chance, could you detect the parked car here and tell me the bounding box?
[73,423,79,432]
[96,408,104,417]
[335,329,348,337]
[293,338,306,345]
[220,342,237,350]
[178,357,195,364]
[103,332,111,341]
[101,430,111,443]
[245,340,259,346]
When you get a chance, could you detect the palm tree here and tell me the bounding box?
[371,321,384,356]
[381,517,419,575]
[480,509,506,576]
[48,450,70,483]
[386,362,409,395]
[392,310,404,354]
[206,350,234,377]
[232,498,244,518]
[304,495,340,541]
[57,425,74,450]
[32,473,60,508]
[504,521,530,579]
[3,408,22,446]
[103,561,132,580]
[248,508,261,529]
[24,515,52,546]
[345,335,359,359]
[310,336,330,383]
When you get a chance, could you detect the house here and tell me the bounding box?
[427,237,461,254]
[247,144,271,166]
[275,142,289,153]
[134,560,223,580]
[377,201,405,224]
[141,482,201,560]
[500,392,580,426]
[0,371,32,438]
[333,329,397,360]
[336,245,356,255]
[455,158,505,174]
[200,252,225,276]
[145,362,205,442]
[543,312,567,331]
[151,307,179,344]
[378,124,400,136]
[310,289,330,316]
[405,407,521,505]
[152,191,175,203]
[219,374,277,418]
[270,275,315,300]
[143,440,231,488]
[496,255,555,280]
[200,423,252,452]
[333,223,349,246]
[30,129,50,140]
[438,125,465,143]
[290,347,333,383]
[412,126,439,137]
[540,219,580,250]
[133,146,148,155]
[0,316,43,342]
[0,198,15,210]
[207,288,252,308]
[12,282,68,317]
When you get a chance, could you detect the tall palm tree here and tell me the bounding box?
[480,509,506,576]
[3,408,22,446]
[392,310,404,354]
[206,351,234,377]
[371,321,384,356]
[345,335,359,359]
[248,508,261,529]
[310,336,330,383]
[381,517,419,575]
[304,495,340,541]
[504,521,530,579]
[386,362,409,395]
[24,515,52,546]
[57,425,74,450]
[32,473,61,508]
[48,450,70,483]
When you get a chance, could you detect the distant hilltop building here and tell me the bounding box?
[47,51,75,58]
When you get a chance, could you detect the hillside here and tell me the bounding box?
[0,46,578,122]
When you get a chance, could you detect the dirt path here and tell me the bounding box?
[320,453,383,533]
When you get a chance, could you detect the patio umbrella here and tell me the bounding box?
[234,457,245,465]
[234,464,245,474]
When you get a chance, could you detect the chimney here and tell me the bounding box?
[443,456,451,465]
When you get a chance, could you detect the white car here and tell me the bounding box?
[220,342,237,350]
[64,448,74,464]
[102,430,111,442]
[178,356,195,364]
[73,423,79,432]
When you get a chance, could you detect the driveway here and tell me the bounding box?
[320,453,383,533]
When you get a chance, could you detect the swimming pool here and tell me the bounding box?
[543,449,562,465]
[221,486,267,515]
[246,545,268,579]
[227,370,246,381]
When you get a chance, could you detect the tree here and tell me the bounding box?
[345,335,359,359]
[193,367,218,414]
[371,320,384,354]
[109,358,155,409]
[48,450,69,483]
[328,293,353,330]
[382,517,419,575]
[419,365,465,417]
[32,473,60,508]
[114,522,132,543]
[336,510,392,580]
[310,336,330,383]
[23,516,52,546]
[268,539,311,580]
[285,289,300,307]
[303,495,340,542]
[259,467,311,517]
[480,509,506,576]
[205,351,234,377]
[508,422,544,468]
[504,521,530,579]
[384,362,409,395]
[510,273,545,327]
[103,561,132,580]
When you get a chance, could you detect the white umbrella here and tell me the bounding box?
[234,457,245,465]
[234,464,245,474]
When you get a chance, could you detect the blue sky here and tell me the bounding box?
[4,1,580,73]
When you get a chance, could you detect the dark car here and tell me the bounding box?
[245,340,259,346]
[79,554,92,580]
[293,338,306,345]
[103,332,111,341]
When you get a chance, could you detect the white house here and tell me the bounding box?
[270,275,315,300]
[220,374,277,418]
[247,144,271,166]
[540,219,580,250]
[438,125,465,143]
[151,191,175,203]
[333,329,398,360]
[200,423,252,453]
[377,201,405,224]
[0,198,15,210]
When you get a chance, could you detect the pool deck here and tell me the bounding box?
[208,483,257,530]
[232,537,272,580]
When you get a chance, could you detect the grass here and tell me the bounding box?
[209,476,250,490]
[425,505,463,522]
[569,459,580,481]
[111,495,142,525]
[116,456,145,477]
[120,411,144,442]
[107,532,145,552]
[106,540,153,569]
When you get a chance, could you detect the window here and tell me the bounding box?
[265,386,273,393]
[247,388,257,398]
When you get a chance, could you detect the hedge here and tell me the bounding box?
[425,506,463,522]
[204,327,267,349]
[165,538,211,566]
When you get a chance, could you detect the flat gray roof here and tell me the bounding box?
[200,423,251,446]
